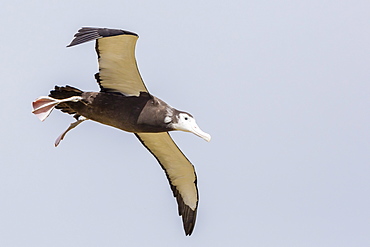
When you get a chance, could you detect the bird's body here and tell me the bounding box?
[32,27,210,236]
[51,86,175,133]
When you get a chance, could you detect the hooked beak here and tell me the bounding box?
[189,123,211,142]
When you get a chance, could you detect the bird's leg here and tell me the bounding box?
[54,116,88,147]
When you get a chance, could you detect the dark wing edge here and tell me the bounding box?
[135,133,198,236]
[172,184,198,236]
[67,27,138,47]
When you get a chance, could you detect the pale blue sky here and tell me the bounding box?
[1,0,369,246]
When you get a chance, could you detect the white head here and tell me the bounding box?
[170,112,211,142]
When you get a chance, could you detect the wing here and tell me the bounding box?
[67,27,148,96]
[135,132,198,236]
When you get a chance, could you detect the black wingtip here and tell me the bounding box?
[174,187,198,236]
[66,27,139,47]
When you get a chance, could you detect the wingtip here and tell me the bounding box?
[66,27,139,47]
[174,188,197,236]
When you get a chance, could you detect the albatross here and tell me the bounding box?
[32,27,210,236]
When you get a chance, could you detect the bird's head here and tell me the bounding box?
[169,112,211,142]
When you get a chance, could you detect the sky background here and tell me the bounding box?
[1,0,369,246]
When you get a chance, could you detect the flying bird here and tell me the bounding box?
[32,27,210,236]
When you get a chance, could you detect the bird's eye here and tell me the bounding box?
[184,117,188,120]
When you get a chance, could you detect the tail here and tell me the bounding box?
[32,86,83,121]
